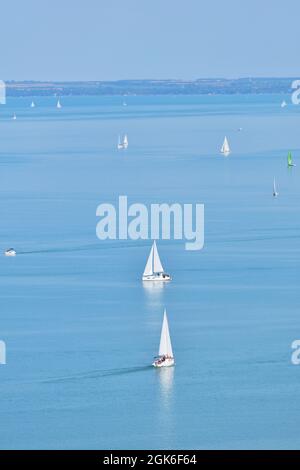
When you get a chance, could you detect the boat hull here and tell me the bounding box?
[4,251,16,257]
[142,273,171,282]
[152,358,175,368]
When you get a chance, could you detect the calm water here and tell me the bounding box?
[0,94,300,449]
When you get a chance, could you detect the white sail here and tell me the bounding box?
[273,177,278,196]
[221,136,230,154]
[57,99,62,109]
[143,241,164,276]
[158,310,173,358]
[117,134,128,149]
[153,241,164,273]
[31,101,35,108]
[12,113,17,120]
[143,244,154,276]
[281,100,287,108]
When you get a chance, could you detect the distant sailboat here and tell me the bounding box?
[142,241,171,282]
[221,136,230,155]
[117,134,128,150]
[273,178,279,197]
[30,101,35,108]
[281,100,287,108]
[123,134,128,148]
[152,310,175,368]
[4,248,17,257]
[123,101,127,107]
[12,113,17,120]
[287,151,296,167]
[56,98,62,109]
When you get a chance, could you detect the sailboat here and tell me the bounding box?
[142,241,171,282]
[56,98,62,109]
[287,151,296,167]
[12,113,17,120]
[4,248,17,257]
[30,101,35,108]
[152,310,175,368]
[281,100,287,108]
[117,135,123,149]
[117,134,128,150]
[123,134,128,149]
[273,178,279,197]
[221,136,230,155]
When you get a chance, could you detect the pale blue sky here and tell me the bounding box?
[2,0,299,80]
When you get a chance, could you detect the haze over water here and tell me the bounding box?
[0,94,300,449]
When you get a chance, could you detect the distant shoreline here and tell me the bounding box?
[4,78,297,97]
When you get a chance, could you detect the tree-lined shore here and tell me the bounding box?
[4,77,296,97]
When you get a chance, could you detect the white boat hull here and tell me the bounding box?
[4,251,16,257]
[142,273,171,282]
[153,357,175,368]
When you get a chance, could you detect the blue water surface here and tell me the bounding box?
[0,94,300,449]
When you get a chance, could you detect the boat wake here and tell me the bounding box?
[42,365,152,384]
[16,241,154,256]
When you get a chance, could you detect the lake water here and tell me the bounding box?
[0,94,300,449]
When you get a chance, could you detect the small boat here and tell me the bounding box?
[12,113,17,120]
[56,99,62,109]
[281,100,287,108]
[238,127,243,132]
[4,248,17,257]
[117,134,128,150]
[152,310,175,368]
[117,136,123,149]
[273,178,279,197]
[123,134,128,149]
[142,241,171,282]
[30,101,35,108]
[123,101,127,107]
[221,136,230,155]
[287,151,296,167]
